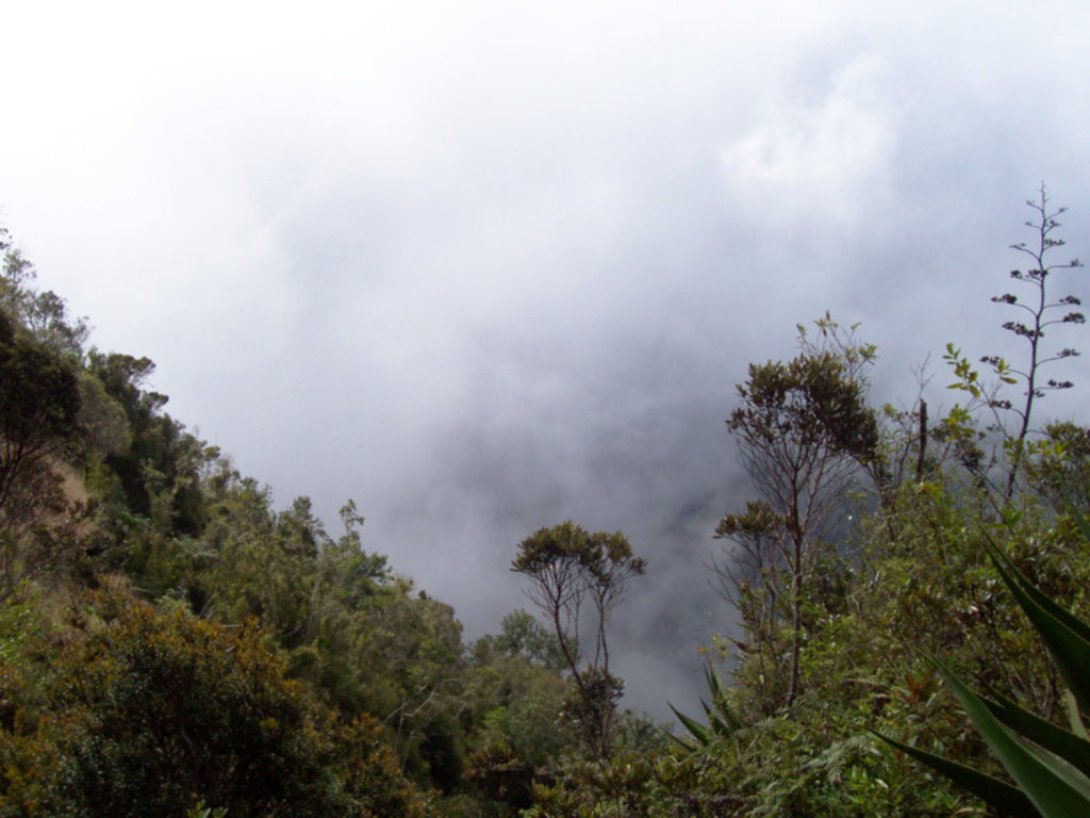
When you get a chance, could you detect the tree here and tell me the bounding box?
[511,521,645,759]
[0,315,88,597]
[463,622,576,814]
[0,317,81,520]
[0,226,89,359]
[85,350,215,538]
[474,609,567,671]
[948,186,1085,499]
[716,316,879,710]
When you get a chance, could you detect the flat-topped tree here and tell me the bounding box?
[511,521,645,759]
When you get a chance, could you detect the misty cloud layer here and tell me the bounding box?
[3,0,1090,715]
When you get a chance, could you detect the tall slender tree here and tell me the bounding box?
[511,521,645,758]
[986,186,1084,498]
[717,317,879,710]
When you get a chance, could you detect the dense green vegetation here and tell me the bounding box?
[1,188,1087,816]
[878,535,1090,818]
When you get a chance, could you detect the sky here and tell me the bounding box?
[3,0,1090,718]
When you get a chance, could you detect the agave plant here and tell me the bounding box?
[669,664,742,750]
[877,536,1090,818]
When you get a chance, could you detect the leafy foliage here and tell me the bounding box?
[0,585,434,817]
[879,535,1090,818]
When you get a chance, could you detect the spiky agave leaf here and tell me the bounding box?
[668,665,740,750]
[980,687,1090,779]
[982,537,1090,716]
[872,729,1038,818]
[931,656,1090,818]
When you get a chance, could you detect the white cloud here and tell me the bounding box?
[4,0,1090,721]
[719,55,899,229]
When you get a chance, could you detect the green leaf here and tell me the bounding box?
[983,539,1090,714]
[981,688,1090,779]
[1063,690,1088,741]
[702,665,741,732]
[932,656,1090,818]
[985,539,1090,643]
[668,703,709,747]
[872,730,1038,818]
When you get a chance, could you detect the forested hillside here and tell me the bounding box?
[2,190,1089,817]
